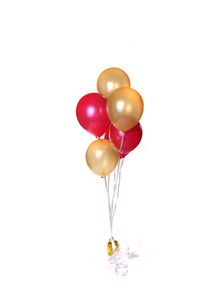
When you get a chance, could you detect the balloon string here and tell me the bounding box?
[119,133,125,153]
[113,157,125,219]
[117,158,125,198]
[111,133,125,221]
[108,123,112,141]
[111,158,120,213]
[103,133,139,276]
[104,133,125,239]
[104,176,112,236]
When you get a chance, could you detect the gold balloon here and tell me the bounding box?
[86,139,119,177]
[97,67,130,98]
[107,87,144,132]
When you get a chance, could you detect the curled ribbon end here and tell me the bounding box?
[107,244,139,276]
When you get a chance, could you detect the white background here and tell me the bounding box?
[0,0,200,299]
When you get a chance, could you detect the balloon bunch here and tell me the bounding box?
[76,68,144,258]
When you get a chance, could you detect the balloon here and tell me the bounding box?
[105,123,142,156]
[86,139,119,177]
[76,93,110,137]
[97,67,130,99]
[107,87,144,132]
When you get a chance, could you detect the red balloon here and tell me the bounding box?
[76,93,110,137]
[105,123,142,156]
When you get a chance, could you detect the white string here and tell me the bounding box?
[104,176,112,236]
[103,132,139,276]
[104,133,125,238]
[108,123,112,140]
[117,157,125,198]
[110,158,120,216]
[112,157,125,219]
[111,133,125,221]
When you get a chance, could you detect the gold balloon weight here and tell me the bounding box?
[107,238,120,256]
